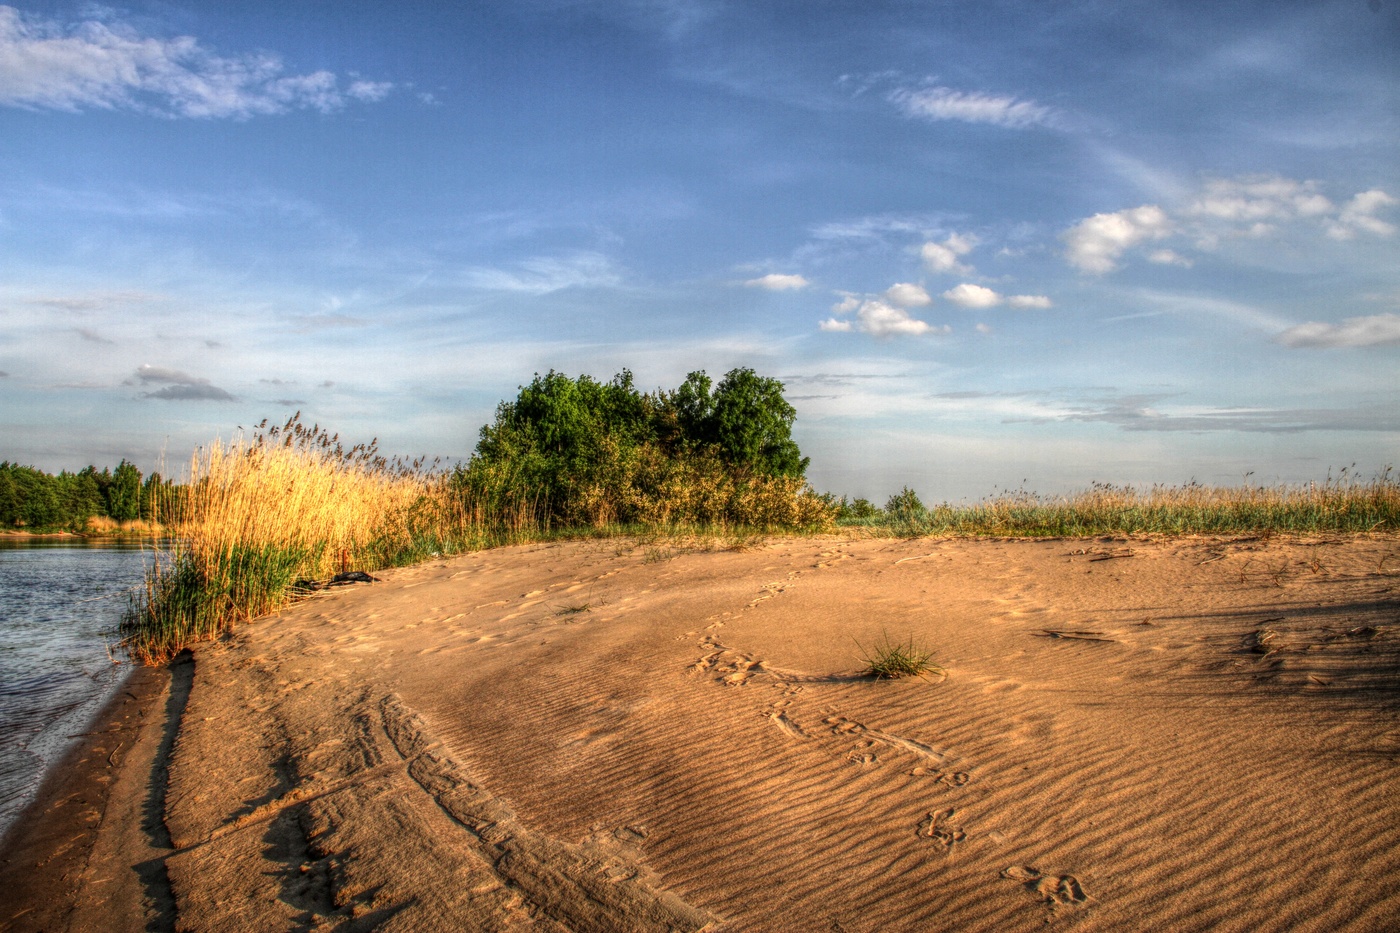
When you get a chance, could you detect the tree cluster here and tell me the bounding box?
[0,460,170,530]
[457,368,824,529]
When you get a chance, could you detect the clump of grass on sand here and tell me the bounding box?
[856,633,944,680]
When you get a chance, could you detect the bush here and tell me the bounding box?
[457,367,828,530]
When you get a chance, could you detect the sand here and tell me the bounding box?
[3,533,1398,931]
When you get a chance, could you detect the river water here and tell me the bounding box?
[0,538,153,840]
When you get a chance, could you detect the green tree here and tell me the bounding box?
[106,460,143,522]
[0,465,20,526]
[671,368,808,478]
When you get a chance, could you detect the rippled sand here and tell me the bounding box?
[9,534,1400,931]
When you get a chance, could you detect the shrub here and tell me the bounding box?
[458,367,828,530]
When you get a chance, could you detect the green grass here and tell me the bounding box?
[836,470,1400,538]
[855,633,944,680]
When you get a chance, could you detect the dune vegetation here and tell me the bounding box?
[122,368,832,662]
[837,469,1400,538]
[120,367,1399,664]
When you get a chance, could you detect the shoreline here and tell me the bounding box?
[0,659,181,932]
[3,534,1397,931]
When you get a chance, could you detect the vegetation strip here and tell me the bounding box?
[112,368,1399,665]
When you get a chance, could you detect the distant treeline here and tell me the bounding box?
[0,460,173,531]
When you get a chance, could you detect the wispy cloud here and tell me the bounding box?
[289,314,369,333]
[127,363,236,401]
[744,272,808,291]
[26,290,162,310]
[891,85,1056,129]
[462,251,622,294]
[1275,313,1400,349]
[74,327,114,344]
[0,5,394,118]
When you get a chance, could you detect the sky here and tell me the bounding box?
[1,0,1397,501]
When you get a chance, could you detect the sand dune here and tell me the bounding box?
[7,534,1400,931]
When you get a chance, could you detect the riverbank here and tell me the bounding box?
[4,534,1399,931]
[0,660,180,932]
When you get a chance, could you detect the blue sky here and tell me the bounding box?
[1,0,1397,500]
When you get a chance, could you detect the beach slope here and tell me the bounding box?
[5,535,1399,931]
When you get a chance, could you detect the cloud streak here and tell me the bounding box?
[891,85,1056,129]
[0,6,393,118]
[1275,313,1400,349]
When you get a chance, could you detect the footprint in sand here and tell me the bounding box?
[907,766,971,787]
[692,641,761,686]
[916,808,966,849]
[1001,866,1091,907]
[845,741,879,765]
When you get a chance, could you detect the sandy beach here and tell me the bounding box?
[3,533,1398,932]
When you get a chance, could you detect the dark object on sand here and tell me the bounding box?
[292,570,380,592]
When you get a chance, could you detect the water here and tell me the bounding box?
[0,538,153,839]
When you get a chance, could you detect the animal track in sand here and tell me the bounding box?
[691,641,761,686]
[767,700,812,739]
[907,766,971,787]
[916,808,966,850]
[824,716,955,764]
[844,740,879,765]
[1001,866,1091,908]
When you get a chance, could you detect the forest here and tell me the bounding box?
[0,460,171,531]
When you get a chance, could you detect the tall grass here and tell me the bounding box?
[120,418,509,664]
[122,416,832,664]
[840,469,1400,538]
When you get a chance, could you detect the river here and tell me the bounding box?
[0,537,153,840]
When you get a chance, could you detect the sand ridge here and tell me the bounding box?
[10,533,1397,931]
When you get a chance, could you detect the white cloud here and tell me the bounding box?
[857,299,941,337]
[884,282,932,307]
[921,232,976,274]
[830,294,860,314]
[346,80,393,102]
[1065,177,1396,273]
[942,283,1001,309]
[1275,313,1400,348]
[745,272,809,291]
[0,5,393,118]
[892,85,1055,129]
[1187,176,1333,223]
[975,322,993,334]
[821,299,945,337]
[1062,204,1172,274]
[1328,189,1398,240]
[1148,249,1193,268]
[1006,294,1052,309]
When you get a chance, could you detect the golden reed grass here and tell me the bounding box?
[121,421,482,664]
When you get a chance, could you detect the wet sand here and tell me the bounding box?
[4,534,1399,931]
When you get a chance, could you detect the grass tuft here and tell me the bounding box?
[855,632,944,680]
